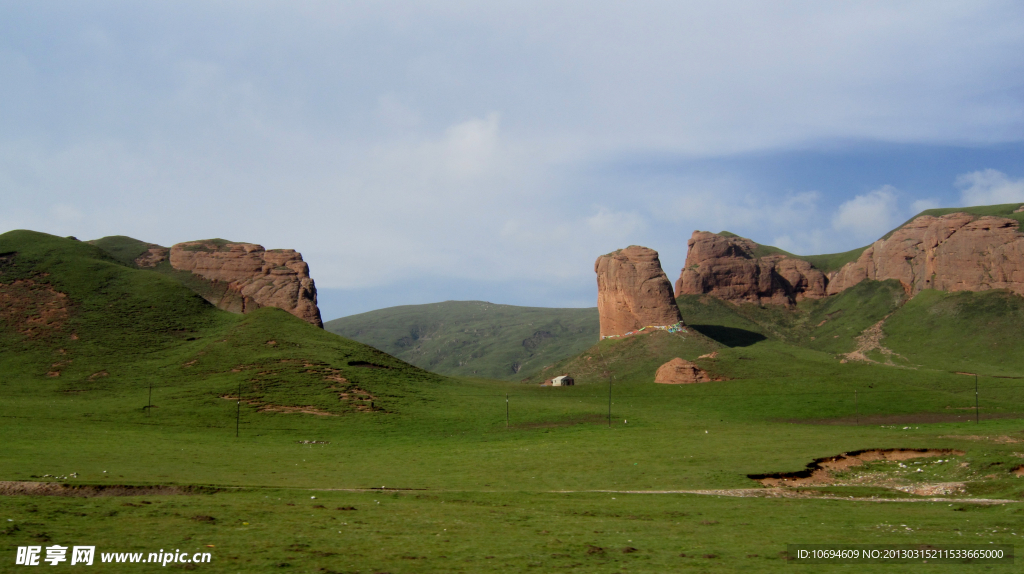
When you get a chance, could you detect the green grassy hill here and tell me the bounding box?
[0,230,447,420]
[325,301,599,380]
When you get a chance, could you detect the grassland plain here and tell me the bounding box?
[3,230,1024,573]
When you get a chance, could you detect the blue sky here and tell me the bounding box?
[2,1,1023,319]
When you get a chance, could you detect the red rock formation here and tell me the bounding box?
[595,245,684,339]
[827,213,1024,297]
[654,357,711,384]
[675,231,827,305]
[169,241,323,327]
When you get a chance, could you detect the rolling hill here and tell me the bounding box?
[324,301,599,380]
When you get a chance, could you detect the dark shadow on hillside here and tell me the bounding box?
[689,325,767,348]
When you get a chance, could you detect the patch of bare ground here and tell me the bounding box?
[939,434,1024,444]
[0,482,214,497]
[749,448,964,487]
[840,315,906,365]
[571,489,1015,504]
[306,364,378,412]
[0,279,72,339]
[788,412,1024,425]
[224,361,379,413]
[219,395,337,417]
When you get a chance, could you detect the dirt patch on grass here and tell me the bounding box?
[840,315,905,365]
[219,395,337,416]
[789,412,1024,425]
[0,279,72,338]
[938,434,1024,444]
[749,448,964,487]
[0,482,213,497]
[578,489,1015,504]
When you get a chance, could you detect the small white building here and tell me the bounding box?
[551,375,575,387]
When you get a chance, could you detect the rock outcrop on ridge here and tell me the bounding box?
[595,245,683,339]
[826,213,1024,297]
[654,357,712,384]
[134,247,169,268]
[169,241,323,327]
[675,231,827,305]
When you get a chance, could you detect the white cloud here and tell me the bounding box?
[439,113,501,180]
[956,169,1024,206]
[832,185,901,240]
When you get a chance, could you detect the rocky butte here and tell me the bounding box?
[594,245,684,339]
[826,213,1024,297]
[676,209,1024,304]
[164,240,323,328]
[675,231,827,306]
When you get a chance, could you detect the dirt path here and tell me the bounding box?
[842,315,905,365]
[566,489,1017,504]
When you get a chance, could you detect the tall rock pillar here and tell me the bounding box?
[595,245,684,339]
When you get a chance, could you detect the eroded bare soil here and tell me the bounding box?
[0,279,72,339]
[749,448,964,487]
[0,482,209,497]
[840,315,905,365]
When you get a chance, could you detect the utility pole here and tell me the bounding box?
[505,393,509,428]
[236,381,241,438]
[975,374,979,425]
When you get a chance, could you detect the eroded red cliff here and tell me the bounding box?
[827,214,1024,297]
[169,241,323,327]
[675,231,827,305]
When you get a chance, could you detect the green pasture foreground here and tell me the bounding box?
[2,485,1022,573]
[3,386,1024,572]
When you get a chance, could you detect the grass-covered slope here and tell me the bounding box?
[325,301,599,380]
[0,230,447,419]
[86,235,160,266]
[883,288,1024,376]
[525,328,722,385]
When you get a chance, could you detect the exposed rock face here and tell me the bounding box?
[169,241,323,327]
[595,245,683,339]
[134,247,169,268]
[826,214,1024,297]
[654,357,711,384]
[675,231,827,305]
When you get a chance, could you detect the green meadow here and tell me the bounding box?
[3,230,1024,572]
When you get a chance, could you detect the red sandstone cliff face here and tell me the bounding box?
[827,213,1024,297]
[169,241,323,328]
[675,231,827,305]
[595,245,683,339]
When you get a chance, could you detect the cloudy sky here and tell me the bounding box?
[3,1,1023,319]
